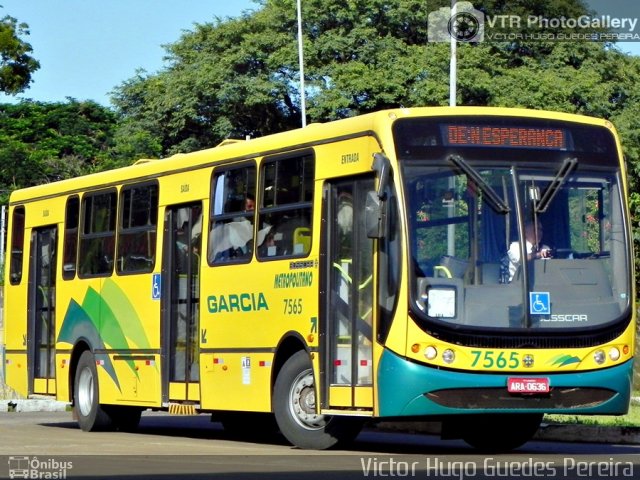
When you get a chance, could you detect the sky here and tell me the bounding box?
[1,0,639,106]
[0,0,257,105]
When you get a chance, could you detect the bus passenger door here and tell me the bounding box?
[27,226,57,395]
[323,177,375,410]
[161,203,202,404]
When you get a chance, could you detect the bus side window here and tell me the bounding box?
[79,190,117,277]
[9,206,25,285]
[62,196,80,280]
[117,183,159,274]
[208,163,256,265]
[257,153,314,259]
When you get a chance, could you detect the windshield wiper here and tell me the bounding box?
[448,154,510,214]
[535,157,578,213]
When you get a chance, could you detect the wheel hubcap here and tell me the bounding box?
[289,369,327,430]
[77,366,94,416]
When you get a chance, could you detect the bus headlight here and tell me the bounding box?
[424,346,438,360]
[608,347,620,361]
[593,350,606,365]
[442,349,455,364]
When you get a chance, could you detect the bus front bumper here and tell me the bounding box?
[377,349,633,417]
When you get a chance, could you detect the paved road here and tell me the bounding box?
[1,411,639,479]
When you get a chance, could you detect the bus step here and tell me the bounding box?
[168,403,199,415]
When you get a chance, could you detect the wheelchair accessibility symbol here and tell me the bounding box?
[529,292,550,315]
[152,273,161,300]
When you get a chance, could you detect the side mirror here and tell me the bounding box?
[365,190,386,238]
[372,152,390,200]
[367,152,392,238]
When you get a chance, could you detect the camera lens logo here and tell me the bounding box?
[428,2,484,43]
[448,12,481,42]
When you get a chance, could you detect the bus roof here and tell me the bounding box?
[8,106,616,205]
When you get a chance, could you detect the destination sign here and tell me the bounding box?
[444,125,567,150]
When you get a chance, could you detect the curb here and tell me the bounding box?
[0,399,69,413]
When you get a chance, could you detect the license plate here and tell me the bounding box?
[507,377,550,393]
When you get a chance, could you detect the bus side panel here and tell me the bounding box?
[56,276,162,406]
[313,136,381,181]
[199,135,383,413]
[54,352,72,401]
[4,216,29,397]
[6,196,66,399]
[99,353,159,407]
[101,275,161,406]
[200,352,275,411]
[200,260,308,412]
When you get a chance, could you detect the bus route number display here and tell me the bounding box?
[444,125,567,150]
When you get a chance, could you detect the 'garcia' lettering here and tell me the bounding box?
[207,293,269,314]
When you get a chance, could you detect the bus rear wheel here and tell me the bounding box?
[74,350,112,431]
[273,351,363,449]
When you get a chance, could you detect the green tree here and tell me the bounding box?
[0,100,118,202]
[111,11,302,155]
[113,0,623,154]
[0,14,40,94]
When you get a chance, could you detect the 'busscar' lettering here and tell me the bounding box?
[541,314,588,322]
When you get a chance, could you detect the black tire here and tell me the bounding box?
[273,351,363,449]
[461,413,543,452]
[74,350,112,431]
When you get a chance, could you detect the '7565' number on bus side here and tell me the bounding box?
[283,298,303,315]
[471,351,520,369]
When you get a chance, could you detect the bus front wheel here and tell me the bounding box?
[74,350,112,431]
[273,351,363,449]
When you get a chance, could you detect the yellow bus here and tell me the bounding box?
[3,107,635,451]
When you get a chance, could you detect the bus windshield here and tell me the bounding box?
[395,117,631,333]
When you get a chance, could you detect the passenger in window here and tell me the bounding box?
[258,230,277,257]
[209,197,256,263]
[244,194,255,211]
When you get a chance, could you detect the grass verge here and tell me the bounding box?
[545,396,640,427]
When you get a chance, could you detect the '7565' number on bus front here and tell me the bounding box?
[283,298,303,315]
[471,351,520,369]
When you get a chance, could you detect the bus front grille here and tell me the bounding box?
[425,387,616,410]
